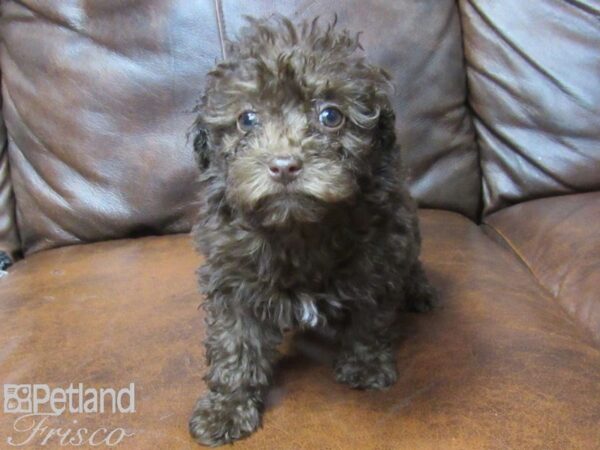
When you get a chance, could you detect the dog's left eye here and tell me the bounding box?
[318,107,345,129]
[237,111,259,132]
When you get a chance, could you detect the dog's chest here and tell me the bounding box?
[244,224,363,327]
[255,249,347,328]
[291,293,344,328]
[296,299,320,327]
[258,228,351,287]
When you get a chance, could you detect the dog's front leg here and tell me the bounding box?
[334,304,398,390]
[189,299,282,446]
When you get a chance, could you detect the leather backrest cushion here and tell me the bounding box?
[460,0,600,215]
[1,0,479,255]
[0,88,21,259]
[1,0,222,255]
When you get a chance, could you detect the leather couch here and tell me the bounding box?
[1,1,598,448]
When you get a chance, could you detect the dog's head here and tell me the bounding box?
[193,16,398,227]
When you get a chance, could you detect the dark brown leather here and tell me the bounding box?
[0,89,20,259]
[1,210,598,449]
[486,192,600,344]
[220,0,481,221]
[459,0,600,215]
[1,0,480,256]
[0,0,221,256]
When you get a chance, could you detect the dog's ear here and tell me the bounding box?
[193,126,211,170]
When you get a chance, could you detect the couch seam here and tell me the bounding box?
[483,223,541,289]
[483,221,599,347]
[455,0,485,223]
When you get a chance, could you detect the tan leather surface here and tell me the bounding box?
[1,0,480,257]
[0,87,21,259]
[486,192,600,345]
[459,0,600,214]
[0,0,222,256]
[1,210,599,449]
[220,0,481,220]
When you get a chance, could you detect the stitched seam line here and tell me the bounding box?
[484,223,545,293]
[483,221,599,347]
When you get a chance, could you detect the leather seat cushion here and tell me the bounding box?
[486,192,600,344]
[1,210,598,449]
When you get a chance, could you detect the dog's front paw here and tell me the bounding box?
[334,352,398,390]
[189,391,261,447]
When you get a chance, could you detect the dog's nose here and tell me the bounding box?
[268,156,303,184]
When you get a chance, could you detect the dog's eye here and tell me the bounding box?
[237,111,259,132]
[318,107,344,129]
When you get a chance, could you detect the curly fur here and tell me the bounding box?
[0,251,12,271]
[188,15,435,447]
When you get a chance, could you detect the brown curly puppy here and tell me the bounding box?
[189,15,435,446]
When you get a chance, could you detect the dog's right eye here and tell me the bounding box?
[237,111,259,132]
[318,106,345,130]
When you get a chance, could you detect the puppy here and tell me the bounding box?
[189,15,435,446]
